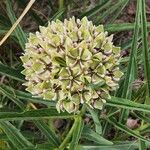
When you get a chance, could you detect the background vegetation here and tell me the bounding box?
[0,0,150,149]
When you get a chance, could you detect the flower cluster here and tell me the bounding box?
[21,17,123,113]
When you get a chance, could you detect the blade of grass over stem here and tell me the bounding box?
[141,0,150,104]
[0,121,34,149]
[119,0,141,123]
[107,117,150,143]
[59,0,64,10]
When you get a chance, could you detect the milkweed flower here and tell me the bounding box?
[21,17,123,113]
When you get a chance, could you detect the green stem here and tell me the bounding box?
[59,118,76,150]
[59,0,64,10]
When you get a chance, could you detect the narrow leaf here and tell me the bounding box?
[87,106,102,134]
[6,0,27,49]
[0,63,25,82]
[82,126,113,145]
[107,117,150,143]
[0,121,34,149]
[69,116,84,150]
[106,97,150,113]
[0,108,74,121]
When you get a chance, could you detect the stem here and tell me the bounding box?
[59,0,64,10]
[59,118,76,150]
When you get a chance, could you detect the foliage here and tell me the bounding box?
[0,0,150,150]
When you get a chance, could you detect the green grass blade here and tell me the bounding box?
[105,22,150,32]
[119,0,141,123]
[0,84,55,106]
[6,0,27,49]
[132,112,150,123]
[141,0,150,104]
[0,121,34,149]
[139,140,146,150]
[106,97,150,113]
[33,120,60,147]
[49,8,65,22]
[77,141,150,150]
[47,0,55,12]
[87,106,102,134]
[69,116,84,150]
[17,0,45,26]
[121,0,141,98]
[109,0,129,23]
[82,126,113,145]
[0,62,25,82]
[79,0,112,19]
[0,108,74,121]
[0,85,25,110]
[95,1,122,24]
[107,117,150,143]
[0,85,60,148]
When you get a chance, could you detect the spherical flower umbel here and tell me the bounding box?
[21,17,123,113]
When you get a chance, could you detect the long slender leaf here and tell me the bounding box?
[106,97,150,113]
[139,140,146,150]
[107,117,150,143]
[95,1,123,24]
[0,121,34,149]
[87,106,102,134]
[34,120,60,147]
[120,0,141,123]
[49,8,65,22]
[0,85,25,110]
[6,0,27,49]
[105,22,150,32]
[109,0,129,23]
[0,108,74,121]
[17,0,45,25]
[141,0,150,104]
[79,0,112,19]
[0,84,55,106]
[0,63,25,82]
[77,141,150,150]
[69,116,84,150]
[82,126,113,145]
